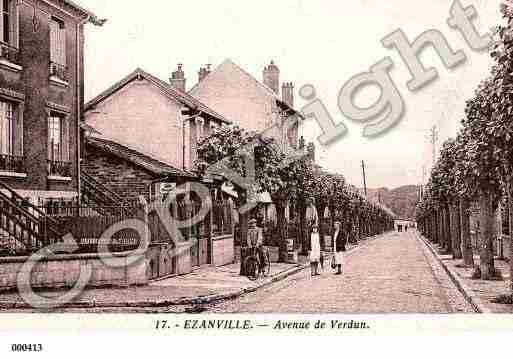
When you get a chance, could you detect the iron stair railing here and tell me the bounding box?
[80,172,137,217]
[0,182,63,256]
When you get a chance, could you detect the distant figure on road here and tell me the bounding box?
[398,225,403,232]
[309,224,321,277]
[332,221,347,275]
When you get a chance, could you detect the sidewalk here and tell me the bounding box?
[0,262,305,310]
[418,233,513,314]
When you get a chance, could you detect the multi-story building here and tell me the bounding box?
[0,0,99,203]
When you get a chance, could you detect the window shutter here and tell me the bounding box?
[47,116,52,161]
[13,103,23,156]
[50,20,58,64]
[0,1,4,45]
[0,102,6,154]
[11,0,18,48]
[58,24,66,65]
[61,116,69,162]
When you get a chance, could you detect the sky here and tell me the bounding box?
[79,0,500,189]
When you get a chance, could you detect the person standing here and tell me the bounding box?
[247,218,264,261]
[309,225,321,277]
[332,221,347,275]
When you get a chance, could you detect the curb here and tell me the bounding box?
[0,233,388,310]
[416,232,492,314]
[0,264,309,310]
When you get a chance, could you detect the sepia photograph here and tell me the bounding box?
[0,0,513,355]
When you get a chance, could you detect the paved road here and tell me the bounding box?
[208,231,474,314]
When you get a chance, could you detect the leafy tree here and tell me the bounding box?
[196,126,285,272]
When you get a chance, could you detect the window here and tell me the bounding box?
[0,99,22,155]
[0,99,23,172]
[0,100,14,155]
[0,0,17,47]
[50,17,66,66]
[47,114,69,162]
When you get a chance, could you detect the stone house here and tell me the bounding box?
[83,67,231,171]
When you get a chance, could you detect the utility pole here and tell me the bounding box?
[428,125,438,167]
[362,160,368,197]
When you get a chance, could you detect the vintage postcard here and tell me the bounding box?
[1,0,513,356]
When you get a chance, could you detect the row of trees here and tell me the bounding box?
[417,4,513,298]
[195,125,395,264]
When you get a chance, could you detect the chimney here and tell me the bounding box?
[198,64,211,83]
[282,82,294,107]
[263,60,280,94]
[170,63,186,92]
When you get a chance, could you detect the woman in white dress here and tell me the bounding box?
[309,225,321,277]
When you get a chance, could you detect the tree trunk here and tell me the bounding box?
[506,176,513,295]
[238,193,249,276]
[316,204,326,250]
[478,190,496,280]
[438,210,444,248]
[435,211,440,244]
[451,203,462,259]
[444,206,452,253]
[460,198,474,267]
[299,200,308,256]
[276,201,288,263]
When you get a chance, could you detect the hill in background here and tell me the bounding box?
[364,185,420,220]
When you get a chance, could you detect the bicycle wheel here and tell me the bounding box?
[261,250,271,277]
[244,256,259,281]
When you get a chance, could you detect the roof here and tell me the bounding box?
[189,59,304,119]
[45,0,99,20]
[86,136,197,179]
[84,68,232,125]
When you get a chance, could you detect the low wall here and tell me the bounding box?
[0,251,148,293]
[213,235,234,267]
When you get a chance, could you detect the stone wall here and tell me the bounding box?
[0,251,147,293]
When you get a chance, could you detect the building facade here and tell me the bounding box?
[0,0,96,202]
[188,59,301,153]
[83,67,231,172]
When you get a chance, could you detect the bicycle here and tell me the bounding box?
[244,246,271,281]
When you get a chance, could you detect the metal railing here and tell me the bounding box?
[0,42,20,65]
[0,181,63,257]
[47,160,72,178]
[0,154,24,173]
[49,61,68,82]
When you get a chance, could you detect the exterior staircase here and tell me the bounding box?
[0,180,63,256]
[80,172,138,217]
